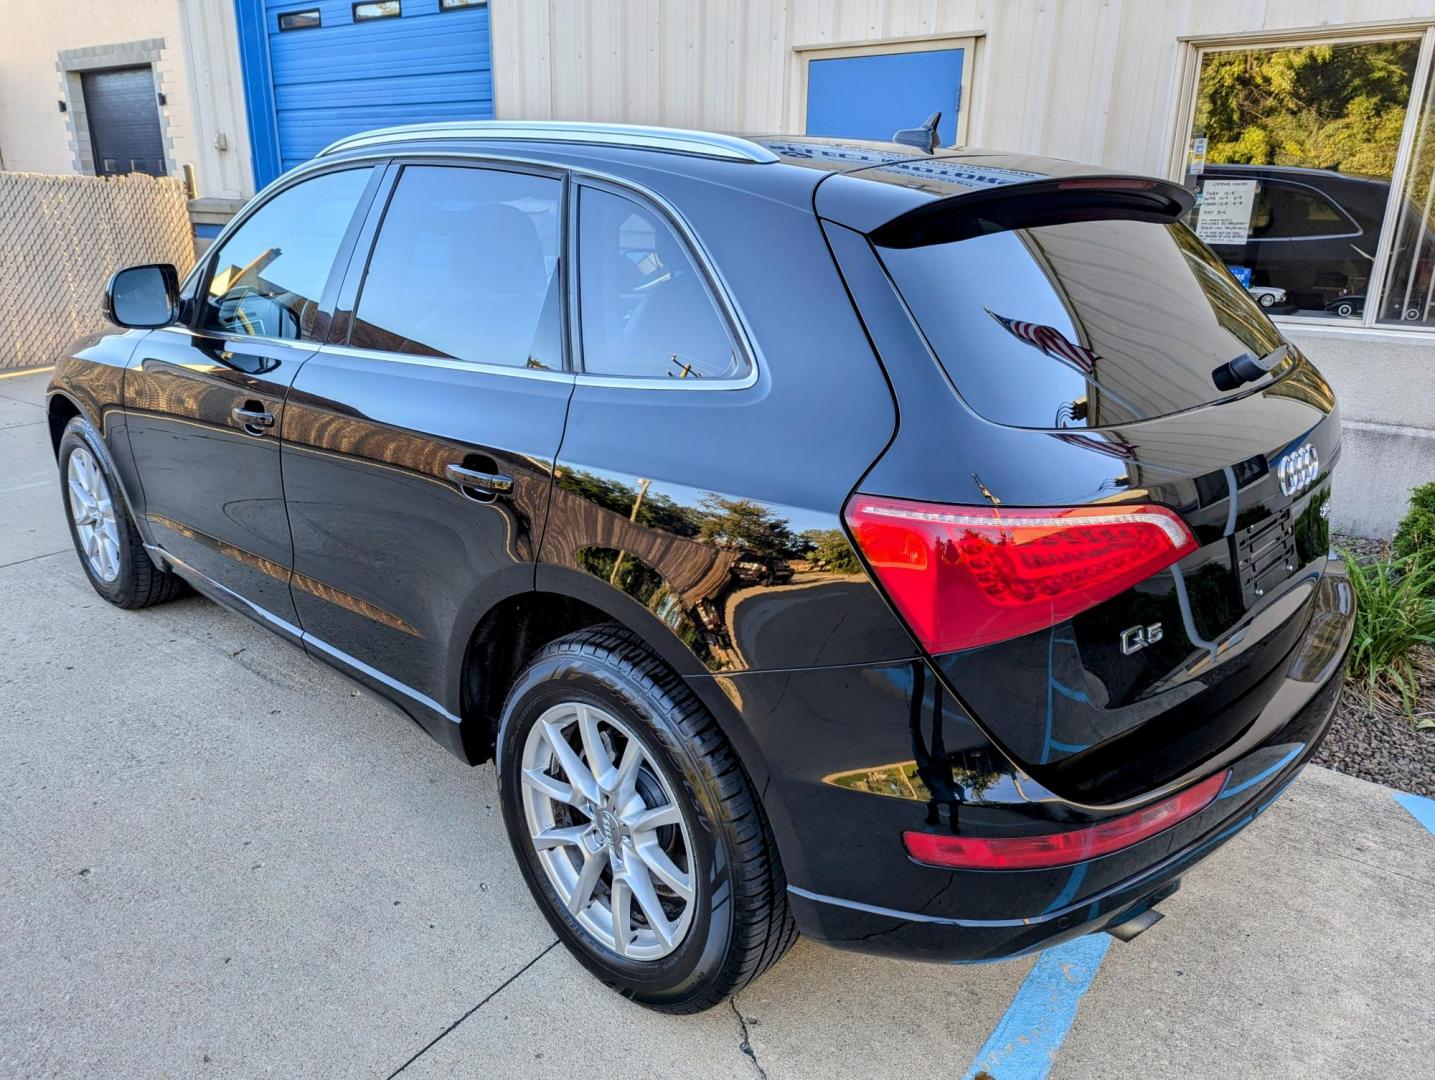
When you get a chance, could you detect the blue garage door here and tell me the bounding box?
[264,0,493,175]
[806,48,965,147]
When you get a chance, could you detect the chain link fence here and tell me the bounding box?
[0,171,195,370]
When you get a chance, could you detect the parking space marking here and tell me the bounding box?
[1394,791,1435,836]
[961,933,1111,1080]
[0,365,53,379]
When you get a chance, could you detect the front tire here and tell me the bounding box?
[58,416,186,609]
[497,625,795,1012]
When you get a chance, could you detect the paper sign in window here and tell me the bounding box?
[1195,179,1258,245]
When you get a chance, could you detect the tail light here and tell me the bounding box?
[844,496,1197,653]
[903,770,1229,870]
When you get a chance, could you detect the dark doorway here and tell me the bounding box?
[81,66,166,176]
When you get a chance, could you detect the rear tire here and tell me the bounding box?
[58,416,187,609]
[496,624,795,1012]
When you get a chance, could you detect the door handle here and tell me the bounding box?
[445,462,514,497]
[232,403,275,435]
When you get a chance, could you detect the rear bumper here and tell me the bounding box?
[788,681,1330,961]
[707,558,1354,964]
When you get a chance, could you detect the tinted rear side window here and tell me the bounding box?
[352,165,563,369]
[577,186,743,381]
[878,219,1286,428]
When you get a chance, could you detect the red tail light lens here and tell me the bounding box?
[844,496,1197,653]
[903,770,1229,870]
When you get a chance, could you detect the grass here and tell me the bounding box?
[1341,550,1435,728]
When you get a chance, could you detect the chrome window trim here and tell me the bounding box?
[153,323,324,355]
[179,149,763,392]
[569,174,757,389]
[317,121,780,165]
[313,340,577,383]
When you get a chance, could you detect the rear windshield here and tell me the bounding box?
[877,219,1288,428]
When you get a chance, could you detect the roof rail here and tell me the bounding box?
[318,121,780,164]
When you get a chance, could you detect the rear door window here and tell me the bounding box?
[351,165,564,369]
[1249,180,1358,239]
[877,218,1287,429]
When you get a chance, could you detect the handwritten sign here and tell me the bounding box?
[1195,178,1257,245]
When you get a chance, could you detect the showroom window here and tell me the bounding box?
[1176,31,1435,329]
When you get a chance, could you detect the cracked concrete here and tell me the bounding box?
[4,368,1433,1078]
[729,996,767,1079]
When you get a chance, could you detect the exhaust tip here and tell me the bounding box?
[1106,906,1163,943]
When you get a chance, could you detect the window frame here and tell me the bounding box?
[352,1,401,24]
[184,161,384,348]
[309,151,758,391]
[1167,23,1435,333]
[568,174,756,388]
[790,33,983,149]
[276,9,321,32]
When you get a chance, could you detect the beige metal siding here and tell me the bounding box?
[490,0,1435,173]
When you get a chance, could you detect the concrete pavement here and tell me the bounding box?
[2,369,1433,1078]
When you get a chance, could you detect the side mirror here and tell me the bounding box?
[104,263,179,329]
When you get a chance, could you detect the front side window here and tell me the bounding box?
[1180,38,1422,323]
[351,165,563,369]
[577,187,743,381]
[201,167,371,340]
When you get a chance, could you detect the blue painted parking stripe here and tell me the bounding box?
[1393,791,1435,836]
[961,933,1111,1080]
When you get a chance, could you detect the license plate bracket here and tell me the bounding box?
[1234,508,1297,607]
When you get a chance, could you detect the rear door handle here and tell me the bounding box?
[232,403,275,435]
[445,462,514,497]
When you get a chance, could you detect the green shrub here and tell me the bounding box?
[1393,481,1435,580]
[1341,550,1435,724]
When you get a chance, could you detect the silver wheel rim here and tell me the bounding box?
[66,446,121,583]
[520,701,696,961]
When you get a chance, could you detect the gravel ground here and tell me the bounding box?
[1315,534,1435,796]
[1314,687,1435,797]
[1334,534,1388,564]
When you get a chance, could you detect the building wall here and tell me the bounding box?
[489,0,1435,174]
[489,0,1435,538]
[176,0,254,202]
[0,0,251,201]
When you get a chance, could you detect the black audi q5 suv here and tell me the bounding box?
[48,122,1353,1012]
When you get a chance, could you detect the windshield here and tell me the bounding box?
[878,219,1288,429]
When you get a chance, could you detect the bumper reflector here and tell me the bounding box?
[903,770,1230,870]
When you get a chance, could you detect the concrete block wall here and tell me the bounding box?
[1284,327,1435,539]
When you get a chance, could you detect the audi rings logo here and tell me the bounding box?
[1277,443,1319,497]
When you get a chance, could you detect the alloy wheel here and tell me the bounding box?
[519,701,696,961]
[67,446,121,583]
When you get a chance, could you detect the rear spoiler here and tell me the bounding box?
[869,175,1195,249]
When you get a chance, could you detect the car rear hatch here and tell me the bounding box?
[820,156,1342,806]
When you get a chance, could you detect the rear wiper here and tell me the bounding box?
[1212,344,1289,392]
